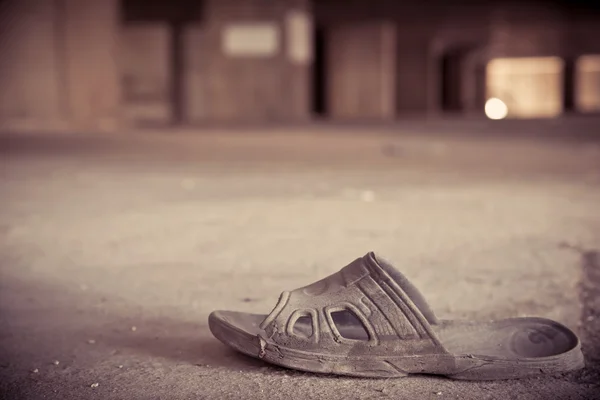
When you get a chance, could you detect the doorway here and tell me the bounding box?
[312,25,328,118]
[575,55,600,113]
[440,49,466,112]
[473,63,487,113]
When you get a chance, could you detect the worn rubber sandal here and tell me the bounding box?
[209,252,585,380]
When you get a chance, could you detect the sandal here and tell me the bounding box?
[208,252,584,380]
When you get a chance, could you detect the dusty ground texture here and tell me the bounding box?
[1,126,600,399]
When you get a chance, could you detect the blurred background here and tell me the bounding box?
[0,0,599,127]
[1,1,600,399]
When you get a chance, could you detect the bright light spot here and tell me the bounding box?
[485,98,508,120]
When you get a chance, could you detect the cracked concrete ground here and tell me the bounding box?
[0,127,599,399]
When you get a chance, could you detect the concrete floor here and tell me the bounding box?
[1,128,600,399]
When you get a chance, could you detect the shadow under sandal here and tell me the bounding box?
[208,252,585,380]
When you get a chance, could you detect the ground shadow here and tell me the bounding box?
[0,271,266,372]
[100,319,266,370]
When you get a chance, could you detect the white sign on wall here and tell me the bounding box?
[222,23,280,57]
[286,10,313,65]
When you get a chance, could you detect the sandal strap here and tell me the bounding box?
[260,253,445,353]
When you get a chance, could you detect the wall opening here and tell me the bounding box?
[440,50,465,112]
[562,58,575,112]
[312,25,328,118]
[474,63,487,113]
[485,56,564,119]
[575,55,600,113]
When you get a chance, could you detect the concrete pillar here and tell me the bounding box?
[62,0,120,130]
[397,27,432,116]
[282,1,313,121]
[121,23,172,125]
[184,0,312,123]
[0,0,63,122]
[327,22,397,120]
[183,25,208,123]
